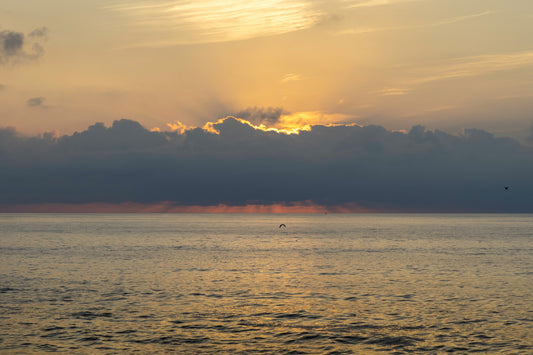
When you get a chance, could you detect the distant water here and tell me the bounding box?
[1,213,532,354]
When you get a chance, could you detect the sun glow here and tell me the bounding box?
[173,112,359,136]
[167,121,194,134]
[200,116,308,135]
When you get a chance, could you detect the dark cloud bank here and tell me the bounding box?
[1,118,532,212]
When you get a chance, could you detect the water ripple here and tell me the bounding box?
[1,213,532,353]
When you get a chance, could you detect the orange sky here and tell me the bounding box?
[1,0,532,141]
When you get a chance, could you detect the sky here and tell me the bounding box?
[1,0,533,212]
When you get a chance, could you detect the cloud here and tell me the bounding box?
[109,0,321,46]
[336,10,493,36]
[413,50,533,85]
[28,27,48,39]
[202,110,354,135]
[374,88,410,96]
[232,107,288,125]
[26,97,47,108]
[429,10,493,27]
[347,0,423,9]
[166,121,194,135]
[376,50,533,97]
[281,73,303,84]
[3,31,23,54]
[0,84,5,91]
[0,28,46,65]
[1,117,532,212]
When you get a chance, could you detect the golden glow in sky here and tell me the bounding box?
[193,112,355,135]
[1,0,532,140]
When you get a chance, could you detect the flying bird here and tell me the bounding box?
[504,186,510,190]
[279,224,286,228]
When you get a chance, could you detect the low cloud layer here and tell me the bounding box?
[1,117,532,212]
[0,28,47,65]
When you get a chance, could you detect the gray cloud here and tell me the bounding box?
[232,107,288,125]
[3,31,23,54]
[26,97,46,108]
[528,122,533,142]
[0,28,46,65]
[28,27,48,39]
[1,118,532,211]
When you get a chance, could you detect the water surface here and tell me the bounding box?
[1,213,532,353]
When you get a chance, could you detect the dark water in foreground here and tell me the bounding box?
[0,213,532,354]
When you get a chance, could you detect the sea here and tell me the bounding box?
[0,213,532,354]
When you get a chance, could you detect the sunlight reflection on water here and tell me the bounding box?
[1,213,532,353]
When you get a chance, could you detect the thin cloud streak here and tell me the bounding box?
[374,88,410,96]
[414,50,533,85]
[377,50,533,97]
[108,0,321,45]
[347,0,424,9]
[281,73,303,84]
[431,10,494,27]
[336,10,493,36]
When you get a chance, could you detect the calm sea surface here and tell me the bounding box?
[0,213,532,354]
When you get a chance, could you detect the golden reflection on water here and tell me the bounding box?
[0,213,532,353]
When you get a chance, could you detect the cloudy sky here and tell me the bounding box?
[1,0,533,211]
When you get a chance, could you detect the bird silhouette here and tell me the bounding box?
[279,224,286,228]
[504,186,510,190]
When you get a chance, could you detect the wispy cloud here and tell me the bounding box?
[108,0,321,46]
[26,97,47,108]
[429,10,493,27]
[377,50,533,97]
[28,27,48,39]
[414,50,533,85]
[374,88,410,96]
[336,10,493,36]
[347,0,423,9]
[280,73,303,84]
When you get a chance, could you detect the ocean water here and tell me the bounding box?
[0,213,532,354]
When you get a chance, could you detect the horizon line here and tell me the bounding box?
[0,202,528,214]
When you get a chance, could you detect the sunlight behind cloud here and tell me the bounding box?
[108,0,321,46]
[274,111,356,132]
[199,112,357,135]
[167,120,193,134]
